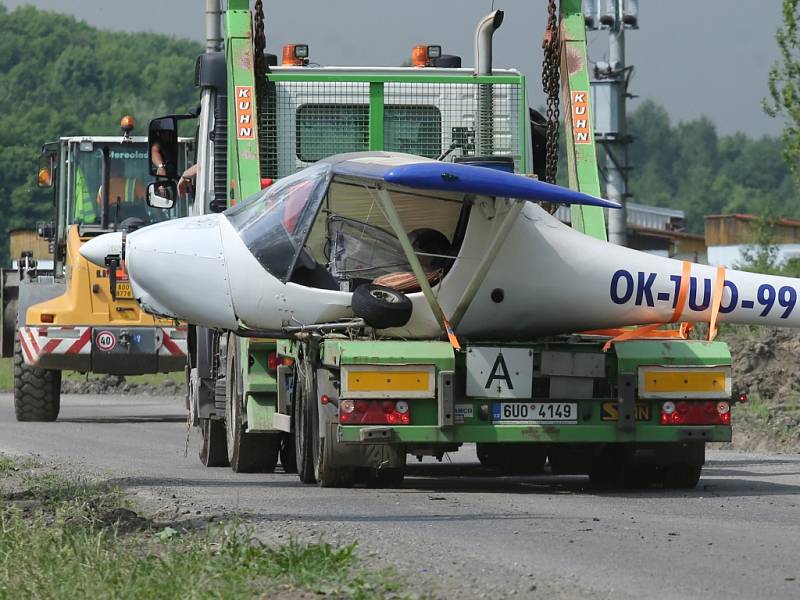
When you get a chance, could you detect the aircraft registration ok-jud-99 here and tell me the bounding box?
[80,152,800,342]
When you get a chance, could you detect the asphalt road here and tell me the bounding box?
[1,392,799,599]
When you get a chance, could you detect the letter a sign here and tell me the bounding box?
[486,354,514,391]
[465,346,533,399]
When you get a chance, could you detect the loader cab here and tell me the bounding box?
[38,136,192,275]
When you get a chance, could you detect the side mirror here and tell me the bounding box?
[37,151,56,188]
[149,116,179,179]
[37,221,56,241]
[147,181,177,209]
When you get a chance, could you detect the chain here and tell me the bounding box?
[542,0,561,184]
[253,1,268,143]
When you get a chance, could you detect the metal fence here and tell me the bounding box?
[260,77,523,179]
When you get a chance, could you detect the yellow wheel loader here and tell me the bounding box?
[0,117,192,421]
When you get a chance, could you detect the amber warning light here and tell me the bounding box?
[282,44,309,66]
[120,115,135,132]
[412,44,442,67]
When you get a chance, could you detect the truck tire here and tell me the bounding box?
[279,434,297,473]
[661,464,702,489]
[293,362,316,484]
[13,332,61,422]
[314,422,355,488]
[352,284,413,329]
[199,418,229,467]
[370,452,407,488]
[226,335,280,473]
[476,443,547,475]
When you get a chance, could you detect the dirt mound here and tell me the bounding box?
[721,327,800,399]
[719,326,800,453]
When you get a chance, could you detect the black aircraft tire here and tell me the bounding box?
[352,284,412,329]
[199,418,229,467]
[13,331,61,422]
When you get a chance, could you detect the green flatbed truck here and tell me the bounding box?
[153,0,735,487]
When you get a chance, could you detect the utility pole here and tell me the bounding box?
[583,0,639,246]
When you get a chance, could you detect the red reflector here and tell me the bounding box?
[738,392,748,404]
[339,399,411,425]
[267,352,278,372]
[260,178,274,189]
[661,401,730,426]
[41,314,55,324]
[320,394,330,405]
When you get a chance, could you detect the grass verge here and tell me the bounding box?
[729,393,800,452]
[0,456,406,599]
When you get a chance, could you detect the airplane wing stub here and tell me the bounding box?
[382,162,620,209]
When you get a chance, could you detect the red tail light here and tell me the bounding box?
[339,399,411,425]
[267,352,294,373]
[660,401,730,425]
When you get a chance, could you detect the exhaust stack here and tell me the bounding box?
[206,0,222,53]
[474,9,504,76]
[474,10,504,156]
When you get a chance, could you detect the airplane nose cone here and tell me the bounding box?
[79,232,124,266]
[124,215,237,330]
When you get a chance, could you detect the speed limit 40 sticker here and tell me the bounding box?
[95,330,116,352]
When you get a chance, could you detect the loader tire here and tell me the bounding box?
[13,332,61,422]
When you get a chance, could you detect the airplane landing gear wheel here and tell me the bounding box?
[226,335,279,473]
[352,284,413,329]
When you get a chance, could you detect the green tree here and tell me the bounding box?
[765,0,800,180]
[0,4,202,264]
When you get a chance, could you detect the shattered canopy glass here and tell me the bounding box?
[225,162,330,281]
[327,215,411,281]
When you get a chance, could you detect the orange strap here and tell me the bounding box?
[443,316,461,351]
[670,261,692,323]
[707,266,727,341]
[591,261,693,352]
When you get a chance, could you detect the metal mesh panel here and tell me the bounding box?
[385,82,521,165]
[260,78,521,179]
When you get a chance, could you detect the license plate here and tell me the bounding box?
[115,282,133,298]
[492,402,578,424]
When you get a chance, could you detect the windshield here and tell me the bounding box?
[225,163,330,281]
[69,142,186,227]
